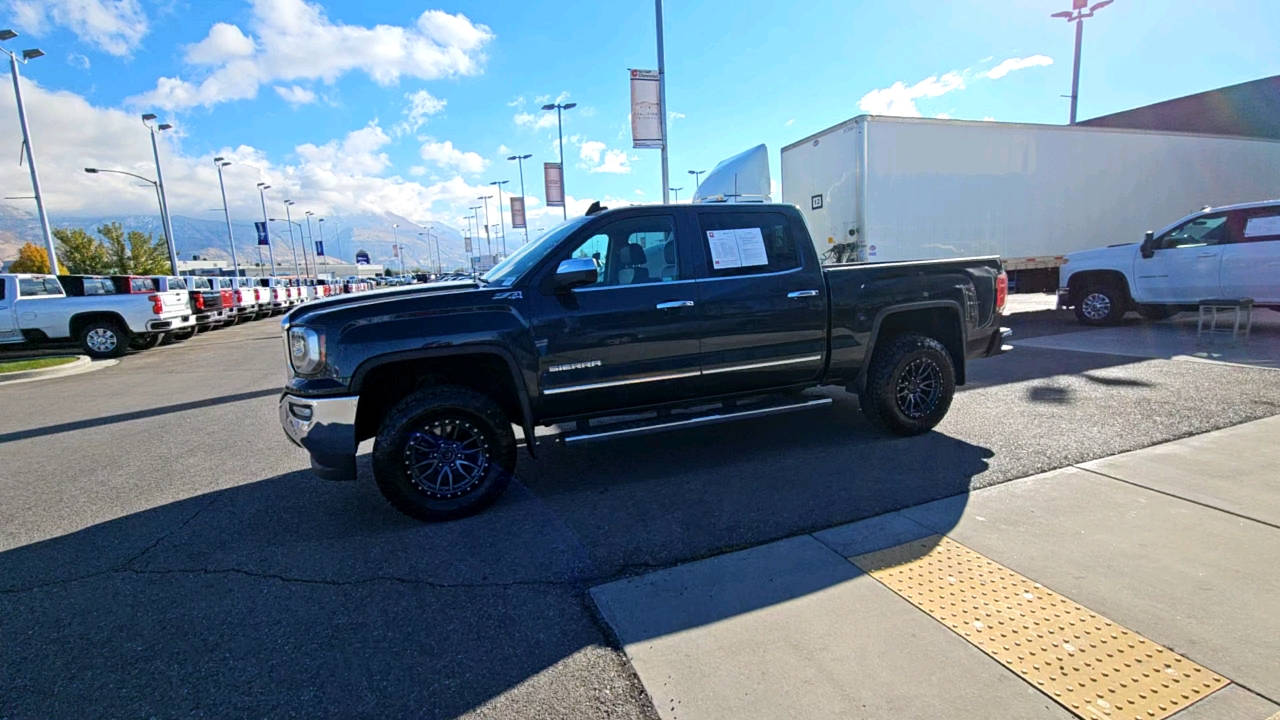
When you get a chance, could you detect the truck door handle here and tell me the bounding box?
[656,300,695,309]
[787,290,820,298]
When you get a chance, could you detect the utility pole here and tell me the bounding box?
[479,195,492,258]
[489,180,509,257]
[213,157,240,275]
[1052,0,1114,124]
[285,200,306,276]
[542,102,577,219]
[1,33,58,273]
[655,0,671,204]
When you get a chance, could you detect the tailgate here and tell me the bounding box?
[158,290,190,316]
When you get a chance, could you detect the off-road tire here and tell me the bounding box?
[78,319,129,359]
[861,332,956,436]
[372,385,517,522]
[1074,281,1127,326]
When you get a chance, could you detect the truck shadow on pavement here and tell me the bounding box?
[0,395,988,718]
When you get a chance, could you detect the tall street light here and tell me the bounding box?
[141,114,179,274]
[489,180,509,256]
[257,183,277,276]
[541,101,576,219]
[83,168,171,269]
[284,200,308,276]
[213,157,240,275]
[304,211,317,278]
[268,217,302,276]
[507,153,532,244]
[1,32,57,273]
[1053,0,1114,125]
[478,195,493,258]
[654,0,671,204]
[669,186,683,203]
[688,169,705,193]
[392,223,404,276]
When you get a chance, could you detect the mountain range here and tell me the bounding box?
[0,202,527,273]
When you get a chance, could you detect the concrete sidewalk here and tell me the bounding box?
[591,416,1280,720]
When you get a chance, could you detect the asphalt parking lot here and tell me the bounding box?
[2,302,1279,719]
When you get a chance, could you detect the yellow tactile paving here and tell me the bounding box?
[852,536,1230,720]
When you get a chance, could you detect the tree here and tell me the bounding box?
[8,242,49,273]
[54,227,111,275]
[99,222,170,275]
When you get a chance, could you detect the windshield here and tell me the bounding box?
[481,216,592,287]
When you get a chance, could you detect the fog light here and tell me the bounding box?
[289,403,314,421]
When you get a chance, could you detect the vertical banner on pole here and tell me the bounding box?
[254,221,270,246]
[543,163,564,207]
[630,69,664,149]
[510,197,527,229]
[464,237,473,254]
[315,240,325,257]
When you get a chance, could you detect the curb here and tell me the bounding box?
[0,355,102,385]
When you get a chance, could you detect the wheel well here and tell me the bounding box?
[354,354,523,442]
[69,312,128,338]
[1067,270,1132,309]
[874,307,965,385]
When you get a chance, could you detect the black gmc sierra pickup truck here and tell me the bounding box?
[280,203,1010,521]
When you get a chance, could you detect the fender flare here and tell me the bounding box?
[851,300,966,393]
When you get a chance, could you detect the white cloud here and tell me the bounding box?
[579,140,606,165]
[67,53,91,70]
[669,111,685,121]
[408,165,427,176]
[296,122,393,175]
[785,118,795,127]
[274,85,317,106]
[129,0,493,110]
[419,139,488,174]
[985,55,1053,80]
[8,0,148,56]
[593,149,631,174]
[514,110,559,131]
[858,72,965,117]
[507,96,524,108]
[935,112,952,119]
[497,144,509,155]
[394,89,446,136]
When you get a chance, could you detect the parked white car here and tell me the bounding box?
[0,273,195,358]
[1059,199,1280,325]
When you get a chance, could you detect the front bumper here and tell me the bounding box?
[1057,288,1071,310]
[280,393,359,481]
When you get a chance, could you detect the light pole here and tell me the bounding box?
[654,0,671,204]
[489,179,509,256]
[507,153,532,244]
[688,169,705,194]
[392,223,405,276]
[1,33,57,273]
[141,114,180,275]
[541,101,576,219]
[269,217,302,276]
[83,167,174,273]
[284,200,308,276]
[669,187,683,203]
[305,211,317,278]
[478,195,493,258]
[257,183,277,276]
[213,157,240,275]
[1053,0,1113,125]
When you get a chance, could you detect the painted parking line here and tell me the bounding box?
[852,536,1230,720]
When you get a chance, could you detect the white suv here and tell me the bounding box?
[1059,199,1280,325]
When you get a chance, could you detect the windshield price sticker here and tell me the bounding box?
[1244,215,1280,238]
[706,228,769,269]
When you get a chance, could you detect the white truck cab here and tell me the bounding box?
[1059,199,1280,325]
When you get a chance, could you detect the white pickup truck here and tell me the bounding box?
[1059,199,1280,325]
[0,273,195,358]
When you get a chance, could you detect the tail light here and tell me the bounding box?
[149,294,163,314]
[235,290,243,304]
[996,271,1008,314]
[195,293,205,310]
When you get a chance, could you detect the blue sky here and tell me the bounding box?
[2,0,1278,234]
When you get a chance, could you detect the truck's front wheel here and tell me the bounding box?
[861,333,956,436]
[1074,282,1126,326]
[372,385,517,522]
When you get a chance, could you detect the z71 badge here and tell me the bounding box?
[492,291,523,300]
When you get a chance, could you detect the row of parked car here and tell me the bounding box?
[0,273,377,359]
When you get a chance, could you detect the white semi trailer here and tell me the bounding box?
[780,115,1280,291]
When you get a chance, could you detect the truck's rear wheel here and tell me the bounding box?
[861,333,955,436]
[372,385,516,522]
[1074,282,1126,326]
[129,333,163,351]
[79,320,128,359]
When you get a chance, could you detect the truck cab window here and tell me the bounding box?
[564,215,679,287]
[698,212,801,277]
[1238,208,1280,244]
[1159,214,1227,249]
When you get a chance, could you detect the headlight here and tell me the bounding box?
[287,326,325,374]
